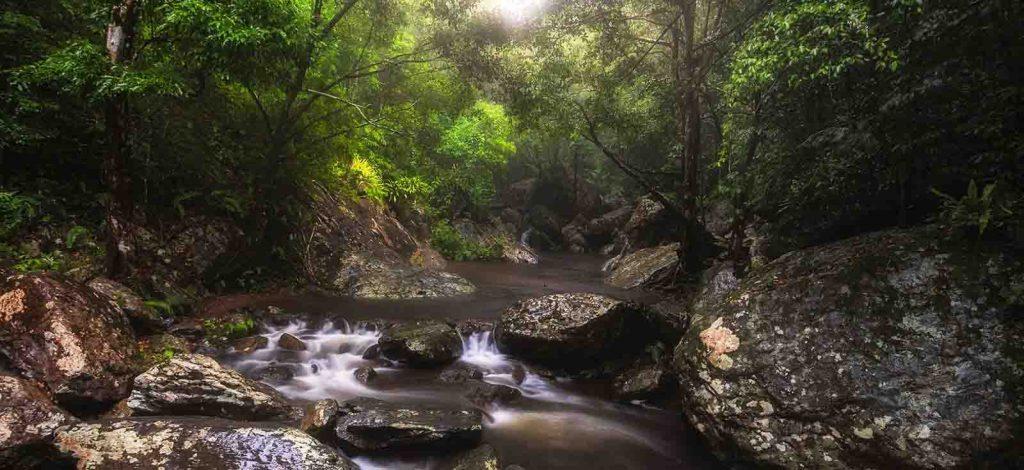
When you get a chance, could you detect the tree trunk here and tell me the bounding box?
[103,0,140,278]
[672,0,703,272]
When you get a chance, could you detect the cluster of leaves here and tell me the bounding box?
[429,220,505,261]
[203,316,258,342]
[0,191,39,239]
[933,181,1023,244]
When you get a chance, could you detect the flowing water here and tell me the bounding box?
[219,254,719,469]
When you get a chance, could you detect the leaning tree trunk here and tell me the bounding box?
[103,0,140,278]
[671,0,704,273]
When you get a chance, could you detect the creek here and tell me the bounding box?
[219,254,719,469]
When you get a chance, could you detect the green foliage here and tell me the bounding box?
[203,316,257,341]
[0,191,39,239]
[434,100,517,211]
[933,181,1023,242]
[64,225,89,249]
[430,220,505,261]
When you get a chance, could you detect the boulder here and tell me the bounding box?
[494,293,648,370]
[251,363,298,384]
[604,243,679,289]
[138,334,192,368]
[0,372,78,468]
[379,321,463,368]
[128,354,291,421]
[502,243,539,264]
[334,397,482,453]
[232,335,269,354]
[448,444,501,470]
[0,273,137,411]
[586,205,633,241]
[54,417,356,469]
[613,362,673,400]
[439,363,485,384]
[333,254,475,299]
[464,381,522,407]
[279,333,307,351]
[674,226,1024,469]
[301,399,341,444]
[87,277,164,334]
[353,366,377,384]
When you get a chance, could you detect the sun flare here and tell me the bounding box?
[479,0,546,24]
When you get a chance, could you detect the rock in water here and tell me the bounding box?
[613,362,672,401]
[353,366,377,384]
[334,254,476,299]
[334,397,482,452]
[378,321,462,367]
[279,333,307,351]
[128,354,291,421]
[464,381,521,407]
[301,399,341,444]
[449,444,501,470]
[54,417,356,469]
[494,293,646,369]
[604,243,679,289]
[0,372,78,468]
[0,273,137,411]
[232,335,269,354]
[674,226,1024,468]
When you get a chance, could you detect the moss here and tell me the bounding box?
[203,317,257,344]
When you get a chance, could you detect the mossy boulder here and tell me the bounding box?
[674,226,1024,468]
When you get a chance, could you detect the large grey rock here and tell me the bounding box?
[54,417,356,469]
[334,254,475,299]
[128,354,291,421]
[334,397,482,452]
[300,399,340,444]
[378,321,463,368]
[494,293,650,370]
[0,273,138,411]
[0,372,78,468]
[674,226,1024,469]
[604,243,679,289]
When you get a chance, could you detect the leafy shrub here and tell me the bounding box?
[933,180,1023,243]
[203,317,257,342]
[0,191,39,240]
[430,220,505,261]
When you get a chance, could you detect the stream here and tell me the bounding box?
[219,254,719,469]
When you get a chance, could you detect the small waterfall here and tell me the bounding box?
[459,330,507,370]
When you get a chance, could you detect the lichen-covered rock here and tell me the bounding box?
[54,417,356,469]
[251,364,298,384]
[673,226,1024,469]
[438,363,485,384]
[612,362,672,400]
[502,243,539,264]
[128,354,291,421]
[334,397,482,453]
[464,381,521,407]
[301,399,340,444]
[0,372,78,468]
[87,277,164,334]
[378,321,462,368]
[494,293,646,369]
[604,243,679,289]
[448,444,500,470]
[0,273,137,411]
[353,366,377,384]
[333,254,475,299]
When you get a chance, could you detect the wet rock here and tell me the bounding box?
[128,354,291,421]
[511,365,527,385]
[502,243,539,264]
[55,417,356,469]
[618,196,680,250]
[586,205,633,241]
[87,277,165,334]
[464,381,522,407]
[168,318,205,340]
[361,344,381,360]
[334,397,482,453]
[334,254,476,299]
[0,372,78,468]
[439,363,485,384]
[0,272,137,412]
[379,321,463,368]
[353,366,377,384]
[279,333,307,351]
[232,335,269,354]
[251,363,298,384]
[448,444,500,470]
[495,293,649,370]
[301,399,340,444]
[674,226,1024,469]
[613,362,672,400]
[604,243,679,289]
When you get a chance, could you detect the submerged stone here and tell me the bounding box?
[334,397,482,453]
